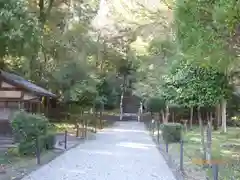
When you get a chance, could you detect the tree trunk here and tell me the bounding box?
[206,112,212,163]
[217,103,222,128]
[120,74,127,121]
[120,93,123,121]
[190,107,193,130]
[138,101,142,122]
[94,108,97,133]
[96,34,105,72]
[161,110,165,123]
[161,106,169,123]
[198,106,206,161]
[100,103,104,129]
[37,0,54,82]
[221,99,227,133]
[212,104,221,131]
[165,105,169,123]
[152,113,155,134]
[207,111,210,122]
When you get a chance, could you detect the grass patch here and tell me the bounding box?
[51,111,116,133]
[148,121,240,180]
[167,126,240,180]
[102,109,120,116]
[51,123,76,133]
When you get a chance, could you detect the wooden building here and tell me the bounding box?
[0,70,56,135]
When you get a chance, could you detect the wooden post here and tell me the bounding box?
[84,116,88,138]
[157,112,160,143]
[100,103,103,129]
[138,101,143,122]
[64,130,67,150]
[75,115,79,137]
[212,164,219,180]
[166,143,169,153]
[36,137,41,165]
[180,140,184,171]
[18,101,22,110]
[94,108,97,133]
[29,102,32,112]
[46,97,49,116]
[38,101,41,113]
[190,107,193,130]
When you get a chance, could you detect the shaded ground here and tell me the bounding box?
[21,121,176,180]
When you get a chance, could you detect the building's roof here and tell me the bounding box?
[0,70,56,98]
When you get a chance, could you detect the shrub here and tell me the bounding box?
[161,123,182,143]
[18,141,35,155]
[11,111,50,142]
[18,134,56,156]
[44,133,56,150]
[18,137,47,156]
[11,111,55,156]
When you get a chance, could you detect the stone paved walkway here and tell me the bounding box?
[21,121,176,180]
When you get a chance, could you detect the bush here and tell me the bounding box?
[44,133,56,150]
[11,111,50,142]
[18,134,56,156]
[18,141,36,155]
[161,123,182,143]
[18,137,47,156]
[11,111,55,156]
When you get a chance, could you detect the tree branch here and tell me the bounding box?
[46,0,55,17]
[39,0,45,23]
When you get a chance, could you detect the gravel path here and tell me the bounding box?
[21,121,176,180]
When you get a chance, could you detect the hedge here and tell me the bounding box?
[161,123,182,143]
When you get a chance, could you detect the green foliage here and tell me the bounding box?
[18,140,38,156]
[161,123,182,143]
[96,78,119,109]
[0,0,40,58]
[94,96,105,110]
[147,97,165,112]
[44,133,55,150]
[11,111,55,156]
[117,59,138,76]
[166,62,232,108]
[11,111,49,142]
[149,39,176,58]
[174,0,238,69]
[52,60,98,106]
[18,134,55,156]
